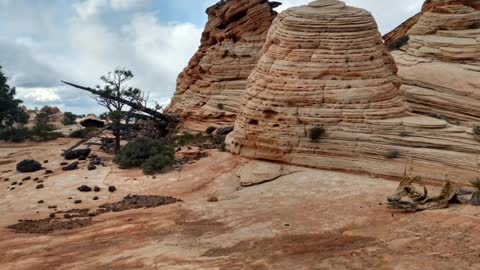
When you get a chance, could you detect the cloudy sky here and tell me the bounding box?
[0,0,423,114]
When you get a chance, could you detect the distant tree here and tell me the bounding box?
[0,66,29,128]
[63,112,80,125]
[94,68,147,153]
[34,106,55,132]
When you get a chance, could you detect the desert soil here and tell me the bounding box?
[0,138,480,269]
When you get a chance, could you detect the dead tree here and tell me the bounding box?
[62,68,179,153]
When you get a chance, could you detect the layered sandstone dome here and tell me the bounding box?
[166,0,280,129]
[226,0,480,184]
[386,0,480,125]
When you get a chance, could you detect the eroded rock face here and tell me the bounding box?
[166,0,280,130]
[386,0,480,125]
[226,0,480,183]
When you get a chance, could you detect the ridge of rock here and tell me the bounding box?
[166,0,279,130]
[388,0,480,125]
[226,1,480,184]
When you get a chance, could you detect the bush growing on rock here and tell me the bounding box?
[69,127,98,138]
[63,112,80,125]
[470,177,480,206]
[114,138,175,174]
[309,127,325,142]
[0,127,30,142]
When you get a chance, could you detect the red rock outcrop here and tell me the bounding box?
[386,0,480,125]
[166,0,280,130]
[226,0,480,184]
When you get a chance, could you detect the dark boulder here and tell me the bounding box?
[93,186,101,192]
[16,160,42,173]
[80,118,105,128]
[215,126,234,136]
[62,162,79,171]
[87,164,96,171]
[64,149,91,160]
[108,186,117,192]
[77,185,92,192]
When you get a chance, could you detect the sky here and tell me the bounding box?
[0,0,423,114]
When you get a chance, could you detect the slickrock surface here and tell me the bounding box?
[386,0,480,125]
[226,0,480,184]
[1,141,480,269]
[166,0,280,130]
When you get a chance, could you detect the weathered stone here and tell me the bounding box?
[226,0,480,184]
[62,162,79,171]
[386,0,480,125]
[65,149,91,160]
[166,0,280,130]
[16,160,42,173]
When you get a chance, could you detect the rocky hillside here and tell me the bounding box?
[226,0,480,184]
[386,0,480,125]
[166,0,280,129]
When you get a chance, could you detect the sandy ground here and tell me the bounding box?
[1,139,480,269]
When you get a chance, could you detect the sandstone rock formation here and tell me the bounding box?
[226,0,480,184]
[166,0,280,129]
[385,0,480,125]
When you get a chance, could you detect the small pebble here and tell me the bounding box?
[108,186,117,192]
[36,184,44,189]
[93,196,99,200]
[74,200,82,204]
[38,200,44,204]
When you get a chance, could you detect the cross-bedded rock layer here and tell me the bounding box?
[386,0,480,125]
[226,0,480,184]
[166,0,280,129]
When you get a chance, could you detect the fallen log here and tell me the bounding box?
[61,80,179,126]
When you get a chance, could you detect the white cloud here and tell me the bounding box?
[74,0,151,20]
[275,0,423,33]
[16,87,61,103]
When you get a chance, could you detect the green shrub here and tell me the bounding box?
[470,177,480,191]
[309,127,325,142]
[69,127,98,138]
[114,138,175,174]
[177,131,207,146]
[63,112,79,125]
[142,154,174,175]
[30,127,63,142]
[385,150,400,159]
[0,127,30,142]
[206,126,217,135]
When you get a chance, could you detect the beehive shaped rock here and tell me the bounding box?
[386,0,480,125]
[226,0,480,184]
[166,0,280,130]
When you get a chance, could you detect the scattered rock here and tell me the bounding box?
[98,195,180,212]
[38,200,44,204]
[90,159,101,165]
[108,186,117,192]
[37,180,44,183]
[62,162,79,171]
[216,126,234,136]
[49,214,55,218]
[22,176,31,181]
[45,170,53,174]
[16,160,42,173]
[60,162,68,166]
[8,218,92,234]
[11,182,17,185]
[48,205,57,209]
[77,185,92,192]
[93,186,100,192]
[43,160,48,164]
[18,182,23,186]
[10,187,15,190]
[64,149,91,160]
[208,196,219,202]
[80,118,105,128]
[93,196,99,201]
[33,177,39,181]
[36,184,44,189]
[74,200,82,204]
[78,156,87,161]
[87,164,96,171]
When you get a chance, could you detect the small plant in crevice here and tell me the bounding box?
[309,127,325,142]
[385,149,400,159]
[469,177,480,205]
[206,126,217,135]
[473,125,480,141]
